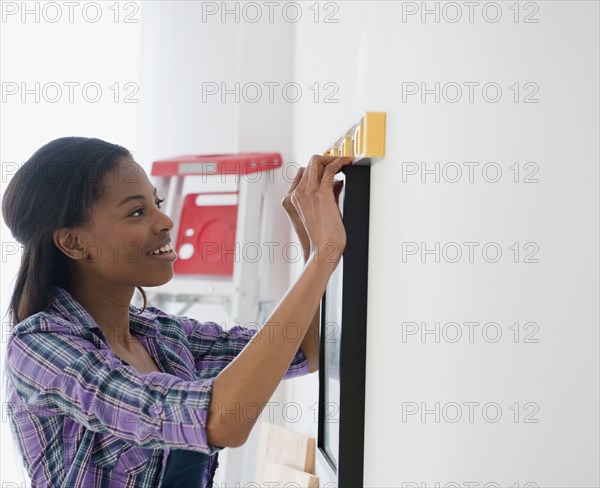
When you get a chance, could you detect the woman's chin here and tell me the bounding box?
[138,271,175,288]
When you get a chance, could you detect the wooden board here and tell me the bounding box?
[261,461,319,488]
[255,422,316,483]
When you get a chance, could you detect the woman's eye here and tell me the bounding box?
[129,199,165,217]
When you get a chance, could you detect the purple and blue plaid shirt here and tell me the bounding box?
[4,286,310,487]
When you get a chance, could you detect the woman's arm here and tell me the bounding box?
[206,155,352,448]
[206,253,338,447]
[298,293,321,373]
[181,318,311,382]
[296,248,321,373]
[6,328,223,454]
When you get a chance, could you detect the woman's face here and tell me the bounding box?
[68,156,177,289]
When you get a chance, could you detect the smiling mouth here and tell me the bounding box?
[147,242,174,255]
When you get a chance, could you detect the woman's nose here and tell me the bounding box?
[156,209,174,234]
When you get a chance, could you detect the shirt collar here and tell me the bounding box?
[48,286,160,338]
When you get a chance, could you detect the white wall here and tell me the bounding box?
[290,2,599,487]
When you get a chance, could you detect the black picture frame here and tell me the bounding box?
[317,162,371,487]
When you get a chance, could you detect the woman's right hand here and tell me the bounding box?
[290,155,353,265]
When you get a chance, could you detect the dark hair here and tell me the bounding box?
[1,136,148,327]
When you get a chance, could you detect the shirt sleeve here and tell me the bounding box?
[6,327,223,455]
[176,316,311,380]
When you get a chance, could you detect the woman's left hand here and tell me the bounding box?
[281,165,344,259]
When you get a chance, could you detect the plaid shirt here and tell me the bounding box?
[4,286,310,487]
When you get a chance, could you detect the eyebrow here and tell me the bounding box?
[117,187,158,208]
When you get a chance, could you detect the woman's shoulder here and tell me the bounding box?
[9,286,94,340]
[9,310,71,338]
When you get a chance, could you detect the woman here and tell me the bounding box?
[1,137,350,487]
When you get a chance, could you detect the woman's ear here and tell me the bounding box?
[53,228,88,260]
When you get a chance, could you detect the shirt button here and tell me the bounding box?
[150,403,163,417]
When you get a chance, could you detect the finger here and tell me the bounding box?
[312,154,352,165]
[283,168,306,207]
[321,157,352,188]
[305,156,326,192]
[290,192,307,224]
[306,155,352,192]
[288,167,305,193]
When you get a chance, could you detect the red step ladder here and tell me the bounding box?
[147,152,283,325]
